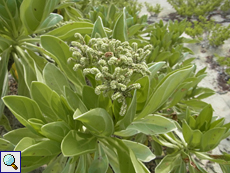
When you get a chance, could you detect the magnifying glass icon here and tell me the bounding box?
[3,154,18,170]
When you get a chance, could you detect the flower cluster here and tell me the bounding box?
[68,33,152,115]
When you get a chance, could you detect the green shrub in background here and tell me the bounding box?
[167,0,224,18]
[185,16,230,47]
[1,0,230,172]
[144,2,163,16]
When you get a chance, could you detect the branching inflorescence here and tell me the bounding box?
[68,33,152,115]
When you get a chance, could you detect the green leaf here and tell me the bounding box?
[41,121,71,142]
[122,140,155,162]
[82,86,99,110]
[0,114,11,131]
[41,35,86,95]
[15,46,37,91]
[45,22,93,42]
[148,62,165,81]
[168,52,181,67]
[88,144,109,173]
[137,65,194,119]
[36,13,63,33]
[0,138,14,151]
[61,130,97,157]
[201,127,227,152]
[21,139,61,156]
[13,53,30,97]
[92,16,107,38]
[115,90,137,131]
[63,6,83,20]
[105,137,150,173]
[195,104,213,131]
[31,82,58,121]
[183,99,208,111]
[126,115,176,135]
[182,121,202,148]
[21,155,55,173]
[112,8,127,41]
[64,86,88,113]
[3,127,42,145]
[0,0,21,33]
[3,95,46,126]
[135,77,149,113]
[43,63,70,96]
[43,154,68,173]
[128,24,146,37]
[155,152,182,173]
[20,0,60,34]
[0,51,9,121]
[0,37,13,53]
[74,108,114,137]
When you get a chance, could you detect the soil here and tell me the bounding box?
[205,55,230,91]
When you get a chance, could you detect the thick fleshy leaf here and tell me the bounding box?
[136,77,149,113]
[137,65,194,120]
[13,52,30,97]
[45,22,93,42]
[115,90,137,131]
[0,138,14,151]
[0,50,9,121]
[195,104,213,131]
[21,155,55,173]
[0,37,13,53]
[43,154,68,173]
[112,8,127,41]
[3,95,46,126]
[61,130,97,157]
[88,144,109,173]
[41,35,86,94]
[123,140,155,162]
[64,86,88,113]
[105,137,149,173]
[31,82,58,121]
[155,152,182,173]
[201,127,226,152]
[3,128,42,145]
[36,13,63,32]
[74,108,114,137]
[20,0,60,34]
[15,137,60,156]
[128,24,146,37]
[92,16,107,38]
[41,121,71,142]
[126,115,176,135]
[43,63,70,96]
[63,6,83,20]
[82,86,99,110]
[0,0,21,32]
[182,121,202,149]
[15,46,37,91]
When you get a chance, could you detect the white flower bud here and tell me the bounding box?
[95,72,103,80]
[73,64,81,71]
[111,92,122,100]
[110,80,117,89]
[108,57,118,65]
[83,68,91,75]
[102,66,109,72]
[90,67,100,74]
[98,59,107,66]
[80,57,87,65]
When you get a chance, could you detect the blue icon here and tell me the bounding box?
[3,154,18,170]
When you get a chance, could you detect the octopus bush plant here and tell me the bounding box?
[68,33,152,115]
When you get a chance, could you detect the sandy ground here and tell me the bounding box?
[138,0,230,172]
